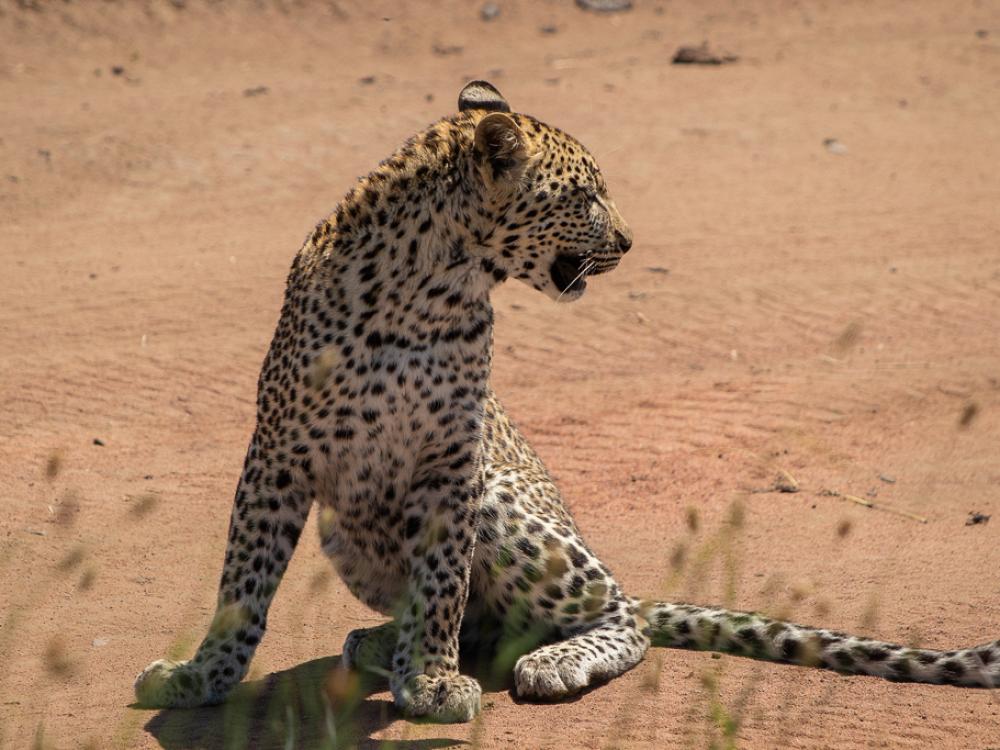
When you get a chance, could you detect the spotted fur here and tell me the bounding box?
[135,82,999,723]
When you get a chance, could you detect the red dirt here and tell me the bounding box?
[2,2,999,748]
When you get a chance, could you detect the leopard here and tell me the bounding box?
[135,80,1000,724]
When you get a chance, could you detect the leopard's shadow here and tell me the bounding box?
[140,655,468,750]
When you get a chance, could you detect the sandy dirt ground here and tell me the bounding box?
[2,1,1000,748]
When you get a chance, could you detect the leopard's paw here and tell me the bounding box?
[134,659,213,709]
[394,673,481,723]
[514,650,588,700]
[342,623,397,675]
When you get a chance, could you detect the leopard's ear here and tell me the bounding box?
[474,112,530,184]
[458,80,511,113]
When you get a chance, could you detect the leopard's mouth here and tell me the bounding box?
[550,254,590,294]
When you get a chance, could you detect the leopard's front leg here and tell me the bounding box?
[390,464,485,723]
[134,428,311,708]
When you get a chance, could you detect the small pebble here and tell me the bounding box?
[823,138,848,155]
[92,638,109,648]
[480,2,500,21]
[93,438,105,446]
[432,43,463,56]
[672,43,738,65]
[576,0,632,11]
[878,474,896,484]
[966,512,990,526]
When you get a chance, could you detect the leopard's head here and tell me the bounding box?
[460,81,633,302]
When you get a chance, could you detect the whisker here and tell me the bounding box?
[556,258,595,301]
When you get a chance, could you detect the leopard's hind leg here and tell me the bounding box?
[475,512,649,699]
[514,596,649,699]
[473,465,650,700]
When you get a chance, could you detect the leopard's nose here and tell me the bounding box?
[615,229,632,254]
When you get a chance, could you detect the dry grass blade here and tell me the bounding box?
[873,504,929,524]
[833,320,863,353]
[78,565,98,591]
[57,545,86,572]
[773,469,799,493]
[841,493,874,508]
[127,493,160,519]
[53,491,81,527]
[821,489,927,523]
[43,637,75,678]
[44,451,63,480]
[958,401,979,429]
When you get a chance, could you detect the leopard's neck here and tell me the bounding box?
[284,115,509,372]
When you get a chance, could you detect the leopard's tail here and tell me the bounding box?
[634,599,1000,687]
